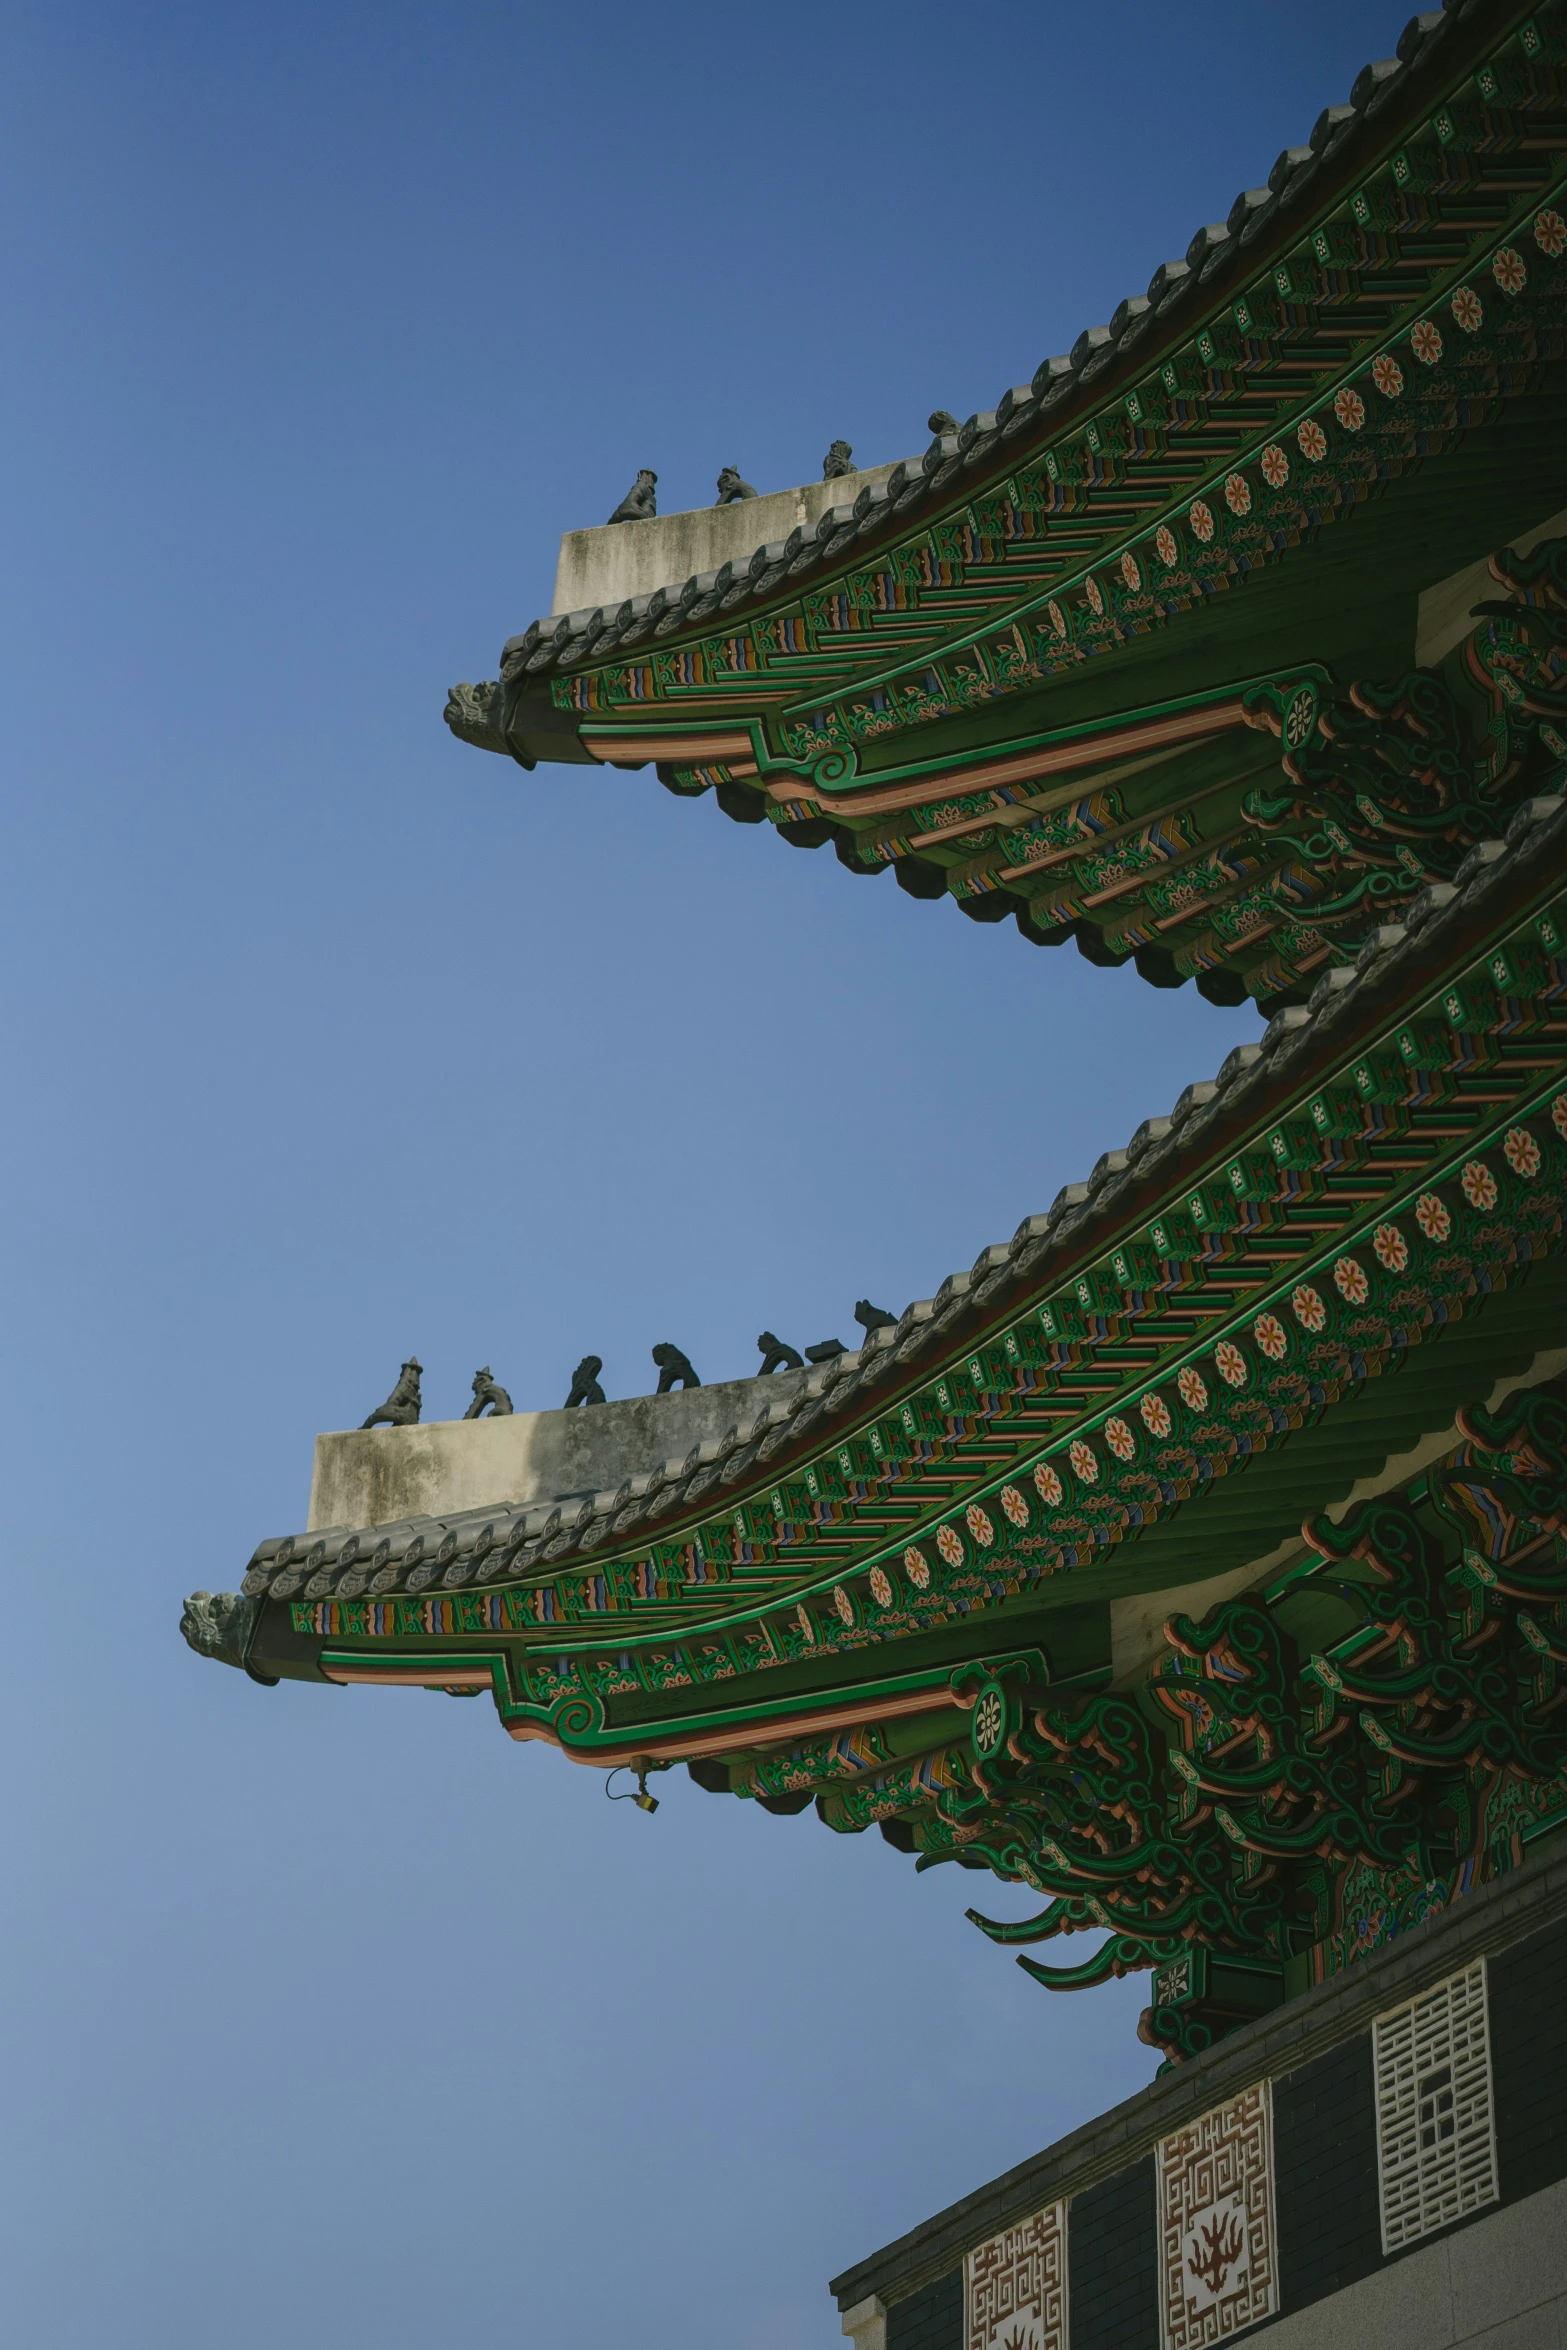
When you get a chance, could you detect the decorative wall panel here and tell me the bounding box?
[966,2199,1068,2350]
[1374,1960,1497,2253]
[1157,2083,1277,2349]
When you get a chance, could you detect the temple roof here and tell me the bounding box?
[447,0,1567,1009]
[225,788,1567,1702]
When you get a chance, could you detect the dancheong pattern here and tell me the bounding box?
[466,6,1567,1009]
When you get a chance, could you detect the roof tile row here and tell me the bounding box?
[240,787,1566,1607]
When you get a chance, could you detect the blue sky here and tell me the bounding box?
[1,5,1390,2343]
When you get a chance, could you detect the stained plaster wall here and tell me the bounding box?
[552,464,897,616]
[308,1367,808,1531]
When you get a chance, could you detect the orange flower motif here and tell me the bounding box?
[1189,498,1215,543]
[1105,1416,1136,1461]
[833,1585,855,1624]
[1292,1283,1328,1333]
[1492,245,1528,296]
[1415,1192,1452,1242]
[1215,1340,1248,1389]
[1224,472,1252,516]
[1085,575,1105,616]
[1553,1095,1567,1141]
[1334,385,1366,431]
[1069,1438,1099,1486]
[1120,551,1142,591]
[1334,1257,1369,1305]
[1373,1223,1409,1272]
[1177,1365,1209,1411]
[1371,354,1404,399]
[869,1566,893,1608]
[1503,1127,1542,1179]
[1461,1159,1498,1211]
[1411,318,1443,365]
[1535,208,1566,258]
[966,1503,995,1548]
[936,1523,965,1567]
[1260,443,1290,488]
[1141,1392,1173,1438]
[1034,1462,1064,1507]
[903,1545,931,1589]
[1047,600,1068,638]
[1452,285,1484,333]
[1297,418,1328,461]
[1254,1312,1288,1361]
[1000,1484,1030,1528]
[1156,523,1179,567]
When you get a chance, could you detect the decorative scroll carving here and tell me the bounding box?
[951,1381,1567,2058]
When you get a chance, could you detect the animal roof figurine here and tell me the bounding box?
[360,1358,423,1429]
[757,1331,804,1374]
[462,1366,513,1419]
[822,440,855,478]
[607,471,657,525]
[652,1342,700,1393]
[565,1355,606,1407]
[715,467,758,504]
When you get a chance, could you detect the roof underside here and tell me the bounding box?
[221,794,1567,1783]
[447,0,1567,1009]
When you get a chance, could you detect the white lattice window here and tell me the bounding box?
[1373,1958,1498,2253]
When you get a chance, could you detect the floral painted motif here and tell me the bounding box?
[1000,1484,1030,1528]
[1553,1095,1567,1141]
[1141,1392,1173,1438]
[904,1545,931,1590]
[1536,208,1567,258]
[1105,1416,1136,1462]
[1461,1159,1498,1211]
[833,1585,855,1624]
[936,1523,965,1568]
[1410,318,1444,365]
[869,1565,893,1608]
[1371,353,1404,399]
[1334,385,1366,432]
[1224,472,1252,516]
[1415,1192,1452,1242]
[1452,285,1484,333]
[1260,444,1289,488]
[1334,1256,1370,1305]
[966,1503,995,1548]
[1254,1312,1288,1361]
[1373,1222,1410,1272]
[1120,551,1142,591]
[1215,1340,1249,1390]
[1492,245,1528,296]
[1297,417,1328,462]
[1503,1126,1542,1179]
[1156,523,1179,567]
[1189,499,1215,544]
[1034,1462,1063,1508]
[1047,600,1068,639]
[1085,575,1105,616]
[1292,1284,1328,1333]
[1069,1438,1099,1486]
[1177,1365,1209,1412]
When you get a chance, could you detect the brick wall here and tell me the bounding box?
[1273,2034,1382,2307]
[1068,2158,1157,2350]
[1489,1916,1567,2207]
[886,2267,961,2350]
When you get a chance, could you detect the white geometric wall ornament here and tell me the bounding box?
[965,2196,1068,2350]
[1157,2079,1278,2350]
[1373,1957,1497,2253]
